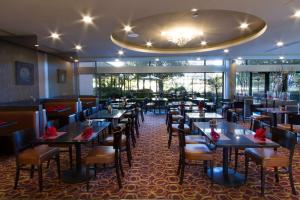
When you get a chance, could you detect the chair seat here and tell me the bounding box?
[18,145,59,165]
[146,103,155,106]
[277,124,300,133]
[103,134,126,146]
[228,108,243,113]
[245,148,289,167]
[185,135,206,144]
[168,110,180,115]
[185,144,214,160]
[85,146,115,165]
[251,114,271,120]
[172,124,190,133]
[172,115,184,122]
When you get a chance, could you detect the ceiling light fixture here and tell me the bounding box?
[50,32,60,40]
[155,58,159,61]
[276,41,284,47]
[237,57,242,60]
[123,25,132,32]
[82,15,93,24]
[118,50,124,55]
[293,10,300,17]
[279,56,285,60]
[201,40,207,46]
[196,57,201,61]
[146,41,152,47]
[161,27,203,47]
[75,45,82,50]
[34,44,39,47]
[74,59,79,62]
[190,8,198,12]
[224,49,229,53]
[240,23,249,29]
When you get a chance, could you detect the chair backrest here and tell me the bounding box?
[271,127,297,158]
[288,113,300,126]
[233,101,244,109]
[112,130,123,149]
[177,119,186,147]
[251,120,261,132]
[12,129,36,155]
[68,114,77,124]
[79,109,89,122]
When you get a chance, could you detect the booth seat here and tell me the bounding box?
[44,101,78,113]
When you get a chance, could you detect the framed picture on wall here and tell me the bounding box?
[57,69,67,83]
[15,61,34,85]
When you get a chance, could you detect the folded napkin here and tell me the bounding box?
[198,102,205,111]
[45,126,57,137]
[0,120,7,126]
[254,128,266,139]
[82,127,93,139]
[210,128,220,141]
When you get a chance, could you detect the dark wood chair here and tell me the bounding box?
[12,129,60,192]
[85,129,123,191]
[277,113,300,135]
[177,121,215,185]
[167,112,187,148]
[228,101,244,122]
[250,104,272,129]
[245,127,297,196]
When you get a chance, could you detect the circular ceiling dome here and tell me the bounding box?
[111,9,267,54]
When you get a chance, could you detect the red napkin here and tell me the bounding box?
[0,120,7,126]
[254,128,266,140]
[82,127,93,139]
[211,128,220,141]
[45,126,57,137]
[198,102,205,111]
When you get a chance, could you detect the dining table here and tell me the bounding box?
[186,112,223,130]
[38,120,111,183]
[256,107,299,126]
[89,109,126,130]
[194,121,279,186]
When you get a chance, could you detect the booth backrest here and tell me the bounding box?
[80,97,98,107]
[0,110,39,138]
[44,101,78,113]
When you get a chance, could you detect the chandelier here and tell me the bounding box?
[161,27,203,47]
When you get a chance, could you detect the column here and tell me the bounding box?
[224,60,236,99]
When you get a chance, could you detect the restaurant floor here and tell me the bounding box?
[0,114,300,199]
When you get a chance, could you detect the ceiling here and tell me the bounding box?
[0,0,300,61]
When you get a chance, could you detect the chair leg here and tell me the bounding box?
[210,160,214,186]
[141,110,144,122]
[250,119,253,130]
[203,161,208,174]
[56,154,61,180]
[260,165,265,196]
[86,165,90,192]
[245,155,249,183]
[179,161,185,185]
[115,158,122,189]
[234,148,239,172]
[274,167,279,183]
[119,152,124,177]
[288,168,297,195]
[14,165,20,189]
[38,164,43,192]
[168,130,172,148]
[177,156,181,175]
[30,165,35,178]
[94,164,97,177]
[126,141,132,168]
[46,160,50,169]
[68,145,73,169]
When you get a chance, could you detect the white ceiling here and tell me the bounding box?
[0,0,300,60]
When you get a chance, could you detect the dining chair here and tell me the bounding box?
[176,121,215,185]
[103,124,132,167]
[250,104,272,129]
[277,113,300,135]
[167,112,187,148]
[228,101,244,122]
[85,129,123,191]
[245,127,297,196]
[13,129,60,192]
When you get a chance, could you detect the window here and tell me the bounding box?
[206,59,223,66]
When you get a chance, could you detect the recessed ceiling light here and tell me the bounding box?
[50,32,60,40]
[70,56,73,59]
[123,25,132,32]
[237,57,242,60]
[240,23,249,29]
[279,56,285,60]
[155,58,159,61]
[196,57,201,61]
[74,59,79,62]
[115,59,120,62]
[201,41,207,46]
[276,41,284,47]
[82,15,93,24]
[75,45,82,50]
[293,10,300,17]
[34,44,39,47]
[191,8,198,12]
[224,49,229,53]
[146,41,152,47]
[118,50,124,55]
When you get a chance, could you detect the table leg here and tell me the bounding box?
[207,147,244,186]
[61,143,86,183]
[273,113,277,127]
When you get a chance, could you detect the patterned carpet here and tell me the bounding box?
[0,114,300,199]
